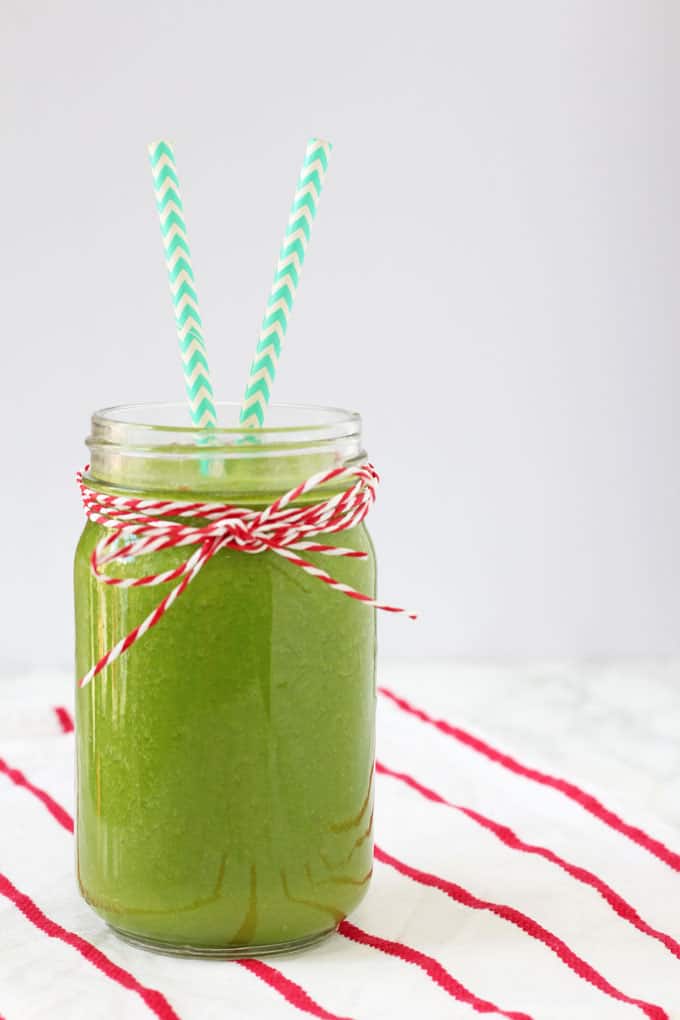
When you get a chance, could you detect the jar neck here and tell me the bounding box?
[85,402,366,498]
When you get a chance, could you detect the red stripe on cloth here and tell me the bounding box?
[2,760,348,1020]
[338,920,535,1020]
[376,760,680,962]
[0,872,181,1020]
[374,845,668,1020]
[0,758,73,833]
[238,959,354,1020]
[54,707,74,734]
[378,685,680,872]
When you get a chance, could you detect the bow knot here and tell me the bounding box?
[77,461,415,688]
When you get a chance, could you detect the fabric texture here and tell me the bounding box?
[2,664,680,1020]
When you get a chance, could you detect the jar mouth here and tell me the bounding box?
[91,401,361,444]
[86,402,365,495]
[93,401,360,436]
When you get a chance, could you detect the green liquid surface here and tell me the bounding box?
[75,482,376,952]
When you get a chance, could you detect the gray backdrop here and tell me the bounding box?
[3,1,679,668]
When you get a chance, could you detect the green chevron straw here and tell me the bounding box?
[148,140,218,429]
[239,138,333,428]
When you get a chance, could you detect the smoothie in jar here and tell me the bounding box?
[75,403,376,956]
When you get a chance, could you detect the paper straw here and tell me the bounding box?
[148,140,217,428]
[239,138,333,428]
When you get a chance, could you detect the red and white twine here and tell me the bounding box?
[77,462,415,687]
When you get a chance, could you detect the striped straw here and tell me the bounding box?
[239,138,333,428]
[148,140,217,428]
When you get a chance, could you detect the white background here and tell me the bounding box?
[2,1,679,667]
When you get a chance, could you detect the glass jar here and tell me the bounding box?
[74,402,376,957]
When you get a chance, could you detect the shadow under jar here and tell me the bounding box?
[74,403,377,957]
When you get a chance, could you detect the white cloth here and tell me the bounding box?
[2,662,680,1020]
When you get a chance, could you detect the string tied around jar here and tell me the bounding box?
[77,461,416,687]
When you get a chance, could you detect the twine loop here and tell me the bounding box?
[77,462,415,687]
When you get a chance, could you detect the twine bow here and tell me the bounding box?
[77,462,415,687]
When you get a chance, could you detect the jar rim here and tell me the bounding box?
[90,401,361,443]
[86,402,366,493]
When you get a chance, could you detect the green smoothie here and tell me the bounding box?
[75,451,376,954]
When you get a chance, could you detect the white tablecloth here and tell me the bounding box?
[2,661,680,1019]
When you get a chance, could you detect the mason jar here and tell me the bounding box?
[74,402,376,957]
